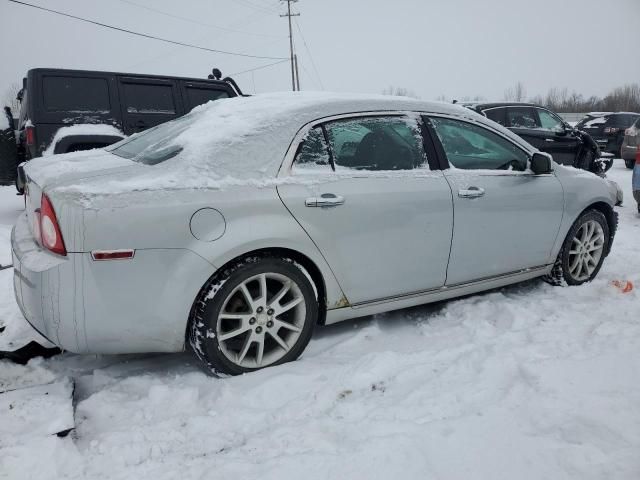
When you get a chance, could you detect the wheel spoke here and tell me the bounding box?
[219,313,250,321]
[237,334,254,363]
[274,296,303,317]
[238,283,256,311]
[274,319,301,333]
[269,280,291,308]
[268,330,290,352]
[256,337,265,366]
[257,273,268,306]
[218,325,251,342]
[569,254,581,274]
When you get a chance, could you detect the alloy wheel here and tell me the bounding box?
[216,272,306,368]
[567,219,605,282]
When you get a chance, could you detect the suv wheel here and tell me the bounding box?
[189,256,317,376]
[625,159,635,169]
[544,210,610,286]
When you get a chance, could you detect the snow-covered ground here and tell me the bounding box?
[1,162,639,480]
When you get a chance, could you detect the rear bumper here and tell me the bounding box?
[11,212,78,350]
[11,211,216,354]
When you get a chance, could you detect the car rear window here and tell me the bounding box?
[107,114,193,165]
[42,76,111,113]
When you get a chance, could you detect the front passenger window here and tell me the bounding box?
[430,117,529,171]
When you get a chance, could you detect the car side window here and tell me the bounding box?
[507,107,540,129]
[483,108,507,126]
[430,117,529,171]
[324,116,428,171]
[122,82,176,114]
[293,127,332,172]
[536,109,564,131]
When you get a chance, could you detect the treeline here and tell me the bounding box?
[520,82,640,113]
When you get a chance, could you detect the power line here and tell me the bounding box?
[236,0,280,15]
[7,0,287,60]
[229,58,289,76]
[294,18,324,90]
[116,0,283,39]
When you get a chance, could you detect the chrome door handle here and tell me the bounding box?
[458,186,485,198]
[305,193,345,207]
[545,138,555,142]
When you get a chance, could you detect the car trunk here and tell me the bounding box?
[22,150,139,252]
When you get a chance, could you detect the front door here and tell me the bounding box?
[278,115,454,305]
[427,115,564,285]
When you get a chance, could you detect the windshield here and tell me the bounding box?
[107,114,195,165]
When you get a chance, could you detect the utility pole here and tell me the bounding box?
[280,0,300,91]
[294,54,301,91]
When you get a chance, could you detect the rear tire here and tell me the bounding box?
[625,159,635,169]
[188,256,317,376]
[543,210,610,286]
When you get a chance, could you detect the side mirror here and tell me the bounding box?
[530,152,553,175]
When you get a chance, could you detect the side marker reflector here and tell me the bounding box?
[91,250,135,261]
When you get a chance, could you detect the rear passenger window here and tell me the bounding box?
[507,107,539,129]
[294,127,331,172]
[325,116,427,171]
[42,76,110,112]
[122,82,176,114]
[483,108,506,126]
[184,87,230,111]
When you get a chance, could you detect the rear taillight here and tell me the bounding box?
[25,125,35,146]
[40,193,66,256]
[636,148,640,165]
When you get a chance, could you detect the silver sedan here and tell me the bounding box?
[11,93,620,375]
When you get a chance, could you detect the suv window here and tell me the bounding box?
[536,108,564,131]
[184,87,230,111]
[430,117,529,171]
[507,107,539,129]
[483,107,507,126]
[121,82,176,114]
[42,76,110,113]
[324,116,427,171]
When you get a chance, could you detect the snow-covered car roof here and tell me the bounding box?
[30,92,533,196]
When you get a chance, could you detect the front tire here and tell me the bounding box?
[189,256,317,376]
[625,159,635,169]
[544,210,610,286]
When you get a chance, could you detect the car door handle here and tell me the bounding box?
[545,138,555,142]
[458,186,485,198]
[305,194,345,207]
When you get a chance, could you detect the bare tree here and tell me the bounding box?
[503,81,527,102]
[2,82,21,114]
[381,86,420,99]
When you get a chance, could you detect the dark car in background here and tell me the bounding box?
[0,67,243,189]
[462,102,606,172]
[621,117,640,169]
[576,112,640,159]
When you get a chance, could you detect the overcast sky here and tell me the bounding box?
[1,0,639,102]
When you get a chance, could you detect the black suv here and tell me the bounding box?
[575,112,640,156]
[0,67,243,188]
[462,102,606,172]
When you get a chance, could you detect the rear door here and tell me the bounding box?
[117,77,182,134]
[277,114,453,305]
[179,81,232,113]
